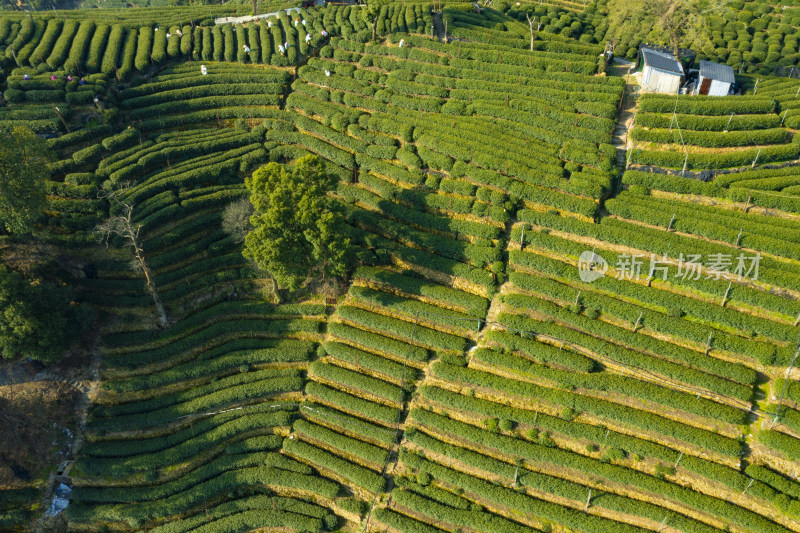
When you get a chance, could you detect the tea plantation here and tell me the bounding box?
[2,1,800,532]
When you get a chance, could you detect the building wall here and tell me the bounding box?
[698,75,731,96]
[709,78,730,96]
[641,66,681,94]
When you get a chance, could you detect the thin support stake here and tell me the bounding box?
[721,281,732,307]
[666,212,676,231]
[771,330,800,428]
[633,312,643,332]
[735,228,743,247]
[657,516,668,532]
[674,451,684,468]
[743,478,755,494]
[705,331,713,356]
[585,489,592,512]
[752,148,761,168]
[725,112,734,132]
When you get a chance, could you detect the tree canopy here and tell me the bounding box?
[0,127,53,236]
[0,264,90,362]
[243,155,351,293]
[361,0,392,42]
[604,0,724,57]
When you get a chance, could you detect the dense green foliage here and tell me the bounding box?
[0,264,91,361]
[244,155,351,291]
[0,126,53,234]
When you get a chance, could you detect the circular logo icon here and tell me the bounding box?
[578,250,608,283]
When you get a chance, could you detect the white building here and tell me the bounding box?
[639,47,684,94]
[697,60,735,96]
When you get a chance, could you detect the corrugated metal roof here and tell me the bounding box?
[699,60,735,84]
[641,48,683,75]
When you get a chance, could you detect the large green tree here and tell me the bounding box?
[361,0,392,42]
[605,0,726,57]
[0,127,53,236]
[243,155,351,294]
[0,264,90,362]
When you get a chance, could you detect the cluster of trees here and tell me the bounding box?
[0,127,93,362]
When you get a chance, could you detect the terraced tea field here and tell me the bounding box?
[1,2,800,532]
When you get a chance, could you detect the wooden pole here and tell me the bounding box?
[721,281,732,307]
[752,148,761,167]
[674,451,683,468]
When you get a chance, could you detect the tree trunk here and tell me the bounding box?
[252,0,257,15]
[372,19,377,42]
[271,275,282,304]
[134,246,167,326]
[526,15,535,52]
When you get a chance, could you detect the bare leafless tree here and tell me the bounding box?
[96,190,167,326]
[525,14,541,52]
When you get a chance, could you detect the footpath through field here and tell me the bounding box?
[610,64,640,172]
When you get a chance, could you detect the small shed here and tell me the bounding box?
[640,47,684,94]
[697,60,735,96]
